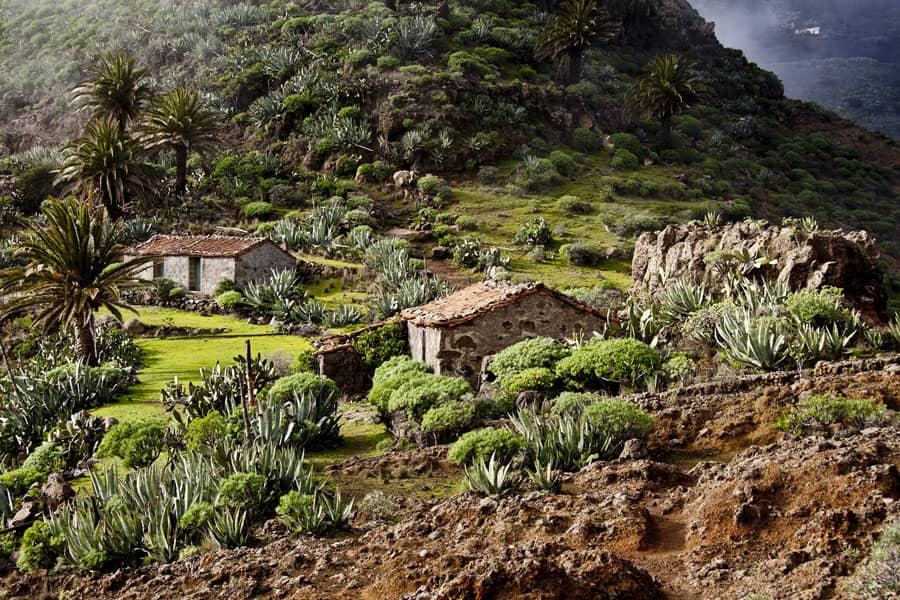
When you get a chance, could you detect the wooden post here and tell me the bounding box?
[242,339,254,442]
[0,340,25,406]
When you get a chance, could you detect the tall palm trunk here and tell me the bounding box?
[658,112,673,149]
[565,49,583,85]
[72,321,98,366]
[175,144,188,196]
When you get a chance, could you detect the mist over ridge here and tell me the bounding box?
[689,0,900,137]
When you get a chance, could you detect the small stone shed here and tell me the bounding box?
[125,235,296,296]
[401,281,613,384]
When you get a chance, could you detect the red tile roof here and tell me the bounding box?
[401,280,612,327]
[126,235,273,258]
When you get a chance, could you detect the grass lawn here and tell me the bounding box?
[92,307,313,422]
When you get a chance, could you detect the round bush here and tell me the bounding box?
[549,150,575,175]
[563,242,603,266]
[351,323,410,372]
[217,472,268,514]
[499,367,558,396]
[215,290,244,311]
[269,372,339,404]
[372,355,429,386]
[16,521,60,571]
[447,427,524,466]
[608,133,642,156]
[611,149,640,171]
[582,399,654,442]
[572,127,600,152]
[387,374,472,420]
[240,201,276,219]
[556,338,660,389]
[557,195,591,215]
[185,410,228,450]
[421,401,476,433]
[97,420,166,469]
[488,337,570,378]
[785,286,848,326]
[550,392,601,416]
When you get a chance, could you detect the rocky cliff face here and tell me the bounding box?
[631,221,886,313]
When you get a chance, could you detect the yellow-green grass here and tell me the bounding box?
[298,254,363,270]
[305,277,370,309]
[92,307,312,422]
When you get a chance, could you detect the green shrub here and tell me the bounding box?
[417,175,442,194]
[785,286,849,326]
[572,128,600,152]
[0,467,45,496]
[582,399,654,442]
[269,372,339,404]
[609,133,642,156]
[169,286,185,300]
[214,279,236,295]
[217,472,268,514]
[16,521,60,571]
[387,374,472,420]
[21,441,64,474]
[455,216,480,231]
[377,56,400,69]
[500,367,557,396]
[240,201,276,219]
[514,218,552,246]
[488,337,570,378]
[179,501,215,531]
[421,401,476,433]
[548,150,575,175]
[563,242,603,266]
[348,49,375,66]
[611,149,640,171]
[351,323,409,372]
[550,392,601,416]
[447,50,492,75]
[556,338,660,389]
[214,290,244,311]
[448,428,523,466]
[557,195,591,215]
[97,420,165,468]
[774,394,892,437]
[372,355,429,386]
[185,410,228,450]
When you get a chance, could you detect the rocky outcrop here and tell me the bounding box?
[631,221,886,313]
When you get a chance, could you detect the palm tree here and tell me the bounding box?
[72,52,154,130]
[141,88,219,196]
[631,53,705,148]
[0,198,152,365]
[535,0,620,85]
[56,117,149,218]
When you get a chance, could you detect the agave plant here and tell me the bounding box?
[270,218,306,250]
[659,278,707,324]
[208,506,250,548]
[794,322,856,364]
[465,454,514,496]
[527,458,561,492]
[716,312,788,371]
[888,316,900,348]
[0,484,13,526]
[391,15,440,60]
[324,304,362,328]
[321,488,354,528]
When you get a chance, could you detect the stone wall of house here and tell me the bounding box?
[235,244,297,285]
[317,346,369,399]
[412,292,609,385]
[125,254,235,295]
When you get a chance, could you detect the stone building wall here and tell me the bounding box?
[317,345,369,399]
[236,244,297,284]
[408,292,609,384]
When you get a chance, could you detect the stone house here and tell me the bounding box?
[125,235,296,296]
[400,281,613,385]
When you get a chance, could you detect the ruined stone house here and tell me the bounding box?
[125,235,296,296]
[400,281,612,385]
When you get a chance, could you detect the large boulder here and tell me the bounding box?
[631,221,886,314]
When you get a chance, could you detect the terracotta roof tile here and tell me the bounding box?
[401,280,611,327]
[126,235,271,258]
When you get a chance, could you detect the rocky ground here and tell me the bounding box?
[4,356,899,599]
